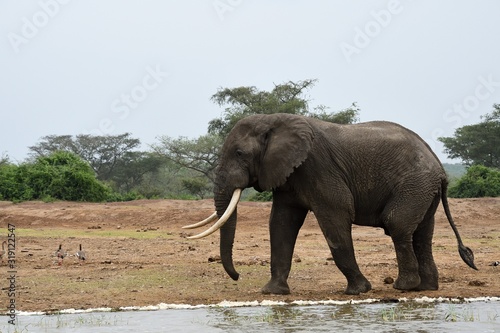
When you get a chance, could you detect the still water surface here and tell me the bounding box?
[3,300,500,333]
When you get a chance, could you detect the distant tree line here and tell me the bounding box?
[0,81,499,202]
[1,79,359,202]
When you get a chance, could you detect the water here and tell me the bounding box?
[2,299,499,333]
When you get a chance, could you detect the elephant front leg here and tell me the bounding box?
[261,203,308,295]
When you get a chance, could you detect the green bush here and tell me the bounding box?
[181,177,211,199]
[105,190,144,202]
[0,151,111,202]
[448,165,500,198]
[248,190,273,202]
[0,164,29,201]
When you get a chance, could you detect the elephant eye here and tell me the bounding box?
[235,149,244,157]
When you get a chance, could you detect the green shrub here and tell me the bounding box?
[106,190,144,202]
[0,151,111,202]
[448,165,500,198]
[248,190,273,202]
[181,177,211,199]
[0,164,29,201]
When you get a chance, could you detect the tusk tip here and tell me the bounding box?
[185,189,242,240]
[183,212,218,230]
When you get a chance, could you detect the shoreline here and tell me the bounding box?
[8,296,500,316]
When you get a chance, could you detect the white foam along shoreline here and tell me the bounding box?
[8,296,500,316]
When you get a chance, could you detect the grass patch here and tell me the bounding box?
[15,228,175,239]
[209,306,304,327]
[443,304,499,322]
[29,313,126,330]
[22,266,185,309]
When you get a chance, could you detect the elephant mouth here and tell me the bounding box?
[182,188,242,239]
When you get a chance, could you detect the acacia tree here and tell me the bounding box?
[154,79,360,198]
[109,151,165,193]
[29,133,142,181]
[0,152,9,166]
[439,105,500,168]
[208,79,359,138]
[152,134,222,183]
[28,133,166,195]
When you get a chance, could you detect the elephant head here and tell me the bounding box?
[183,113,315,280]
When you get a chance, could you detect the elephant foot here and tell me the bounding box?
[416,279,439,291]
[345,277,372,295]
[415,268,439,291]
[261,280,290,295]
[394,274,421,291]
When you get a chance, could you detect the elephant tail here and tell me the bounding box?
[441,180,478,270]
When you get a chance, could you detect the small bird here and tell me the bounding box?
[75,244,86,263]
[0,241,6,262]
[489,261,500,267]
[55,244,67,266]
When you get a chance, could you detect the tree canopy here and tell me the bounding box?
[0,152,9,167]
[208,79,359,138]
[152,133,222,184]
[154,79,360,194]
[439,104,500,168]
[27,133,166,195]
[29,133,141,180]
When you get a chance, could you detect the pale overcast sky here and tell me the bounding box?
[1,1,499,162]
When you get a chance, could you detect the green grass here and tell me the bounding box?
[443,304,499,322]
[377,303,500,323]
[10,313,127,331]
[15,228,175,239]
[27,267,175,291]
[207,306,303,327]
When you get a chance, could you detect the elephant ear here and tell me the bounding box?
[258,115,314,190]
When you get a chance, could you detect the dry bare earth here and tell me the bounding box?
[0,198,499,313]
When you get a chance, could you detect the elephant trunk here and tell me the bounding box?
[215,193,240,281]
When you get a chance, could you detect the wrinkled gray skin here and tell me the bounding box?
[214,113,476,295]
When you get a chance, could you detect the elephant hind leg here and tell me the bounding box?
[384,205,423,291]
[384,193,440,291]
[412,204,439,291]
[317,211,371,295]
[391,237,421,291]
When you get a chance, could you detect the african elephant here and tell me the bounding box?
[185,113,477,295]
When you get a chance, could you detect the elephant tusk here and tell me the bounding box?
[187,189,242,240]
[182,212,218,229]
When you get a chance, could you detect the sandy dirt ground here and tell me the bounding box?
[0,197,499,313]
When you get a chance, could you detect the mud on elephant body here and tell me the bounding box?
[185,113,477,295]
